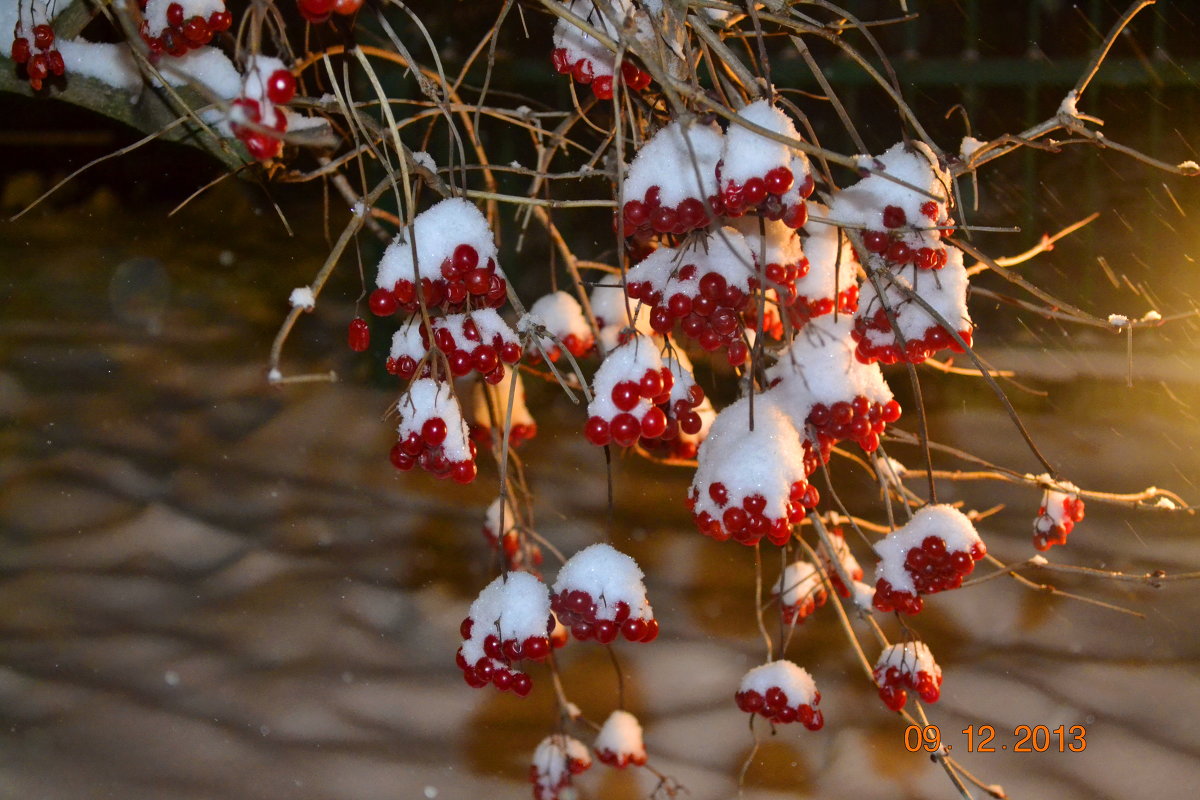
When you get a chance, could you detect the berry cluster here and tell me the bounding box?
[689,397,820,546]
[713,100,813,229]
[873,641,942,711]
[772,561,828,625]
[859,202,951,271]
[735,661,824,730]
[456,572,552,696]
[389,378,478,483]
[551,49,651,100]
[873,505,988,615]
[429,311,522,381]
[852,304,973,366]
[551,0,652,102]
[550,544,658,644]
[296,0,363,24]
[627,228,757,365]
[583,340,674,448]
[10,23,64,91]
[593,711,647,769]
[139,0,233,57]
[620,120,723,238]
[1033,484,1085,551]
[531,735,591,800]
[806,396,901,455]
[638,351,713,460]
[372,241,508,316]
[520,291,595,364]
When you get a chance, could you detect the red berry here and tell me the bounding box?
[166,4,184,27]
[182,16,211,44]
[743,177,767,206]
[266,69,296,105]
[347,318,370,351]
[640,407,667,439]
[882,205,907,228]
[422,417,447,446]
[11,38,30,65]
[592,75,613,100]
[863,230,889,253]
[369,287,398,316]
[764,166,794,195]
[584,416,610,446]
[610,413,641,447]
[46,49,64,76]
[209,11,233,31]
[334,0,363,13]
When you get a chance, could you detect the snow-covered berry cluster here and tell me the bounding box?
[766,316,900,454]
[1033,481,1085,551]
[714,100,813,228]
[773,561,827,625]
[583,339,673,448]
[550,544,658,644]
[10,11,65,91]
[688,396,819,546]
[627,228,757,365]
[530,734,591,800]
[139,0,233,58]
[296,0,363,24]
[373,198,509,318]
[873,641,942,711]
[589,283,653,351]
[621,119,723,237]
[426,310,522,382]
[551,0,651,101]
[788,207,861,324]
[520,291,595,363]
[735,661,824,730]
[873,505,987,615]
[594,710,647,768]
[466,370,538,448]
[227,57,295,161]
[830,141,974,365]
[390,378,478,483]
[457,572,553,696]
[638,349,714,460]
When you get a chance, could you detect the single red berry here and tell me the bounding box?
[764,166,794,195]
[882,205,907,228]
[266,69,296,105]
[11,37,30,65]
[334,0,364,13]
[166,4,184,28]
[369,287,398,316]
[182,16,211,44]
[209,11,233,31]
[347,318,370,351]
[46,49,64,76]
[862,230,889,253]
[27,53,49,82]
[422,417,447,446]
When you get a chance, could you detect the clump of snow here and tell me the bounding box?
[55,40,141,92]
[739,660,818,705]
[552,544,653,622]
[959,136,987,160]
[412,151,436,172]
[460,572,550,666]
[158,45,243,99]
[484,496,518,543]
[288,287,315,310]
[1058,90,1080,117]
[623,119,725,209]
[874,641,940,684]
[627,226,756,296]
[1154,496,1178,510]
[520,291,594,355]
[377,198,500,288]
[389,322,426,364]
[594,710,647,768]
[1141,310,1163,323]
[1107,313,1130,328]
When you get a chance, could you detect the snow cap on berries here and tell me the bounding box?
[594,710,647,768]
[1033,477,1085,550]
[623,118,724,209]
[553,543,653,622]
[376,198,501,288]
[855,245,973,355]
[484,496,518,544]
[873,503,987,609]
[875,641,941,687]
[520,290,594,357]
[830,140,951,229]
[797,204,859,306]
[735,660,824,729]
[586,337,665,420]
[772,561,827,624]
[460,571,551,670]
[531,734,592,800]
[766,316,893,423]
[721,99,804,185]
[628,226,757,297]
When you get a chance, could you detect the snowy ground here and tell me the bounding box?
[1,197,1199,800]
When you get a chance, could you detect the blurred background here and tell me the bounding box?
[1,1,1199,798]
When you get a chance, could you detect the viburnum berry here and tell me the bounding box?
[347,317,370,352]
[594,710,647,768]
[735,661,823,730]
[550,544,657,644]
[873,504,987,615]
[873,641,942,711]
[1033,481,1085,550]
[11,37,31,64]
[298,0,335,22]
[333,0,363,14]
[530,734,591,800]
[266,69,296,105]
